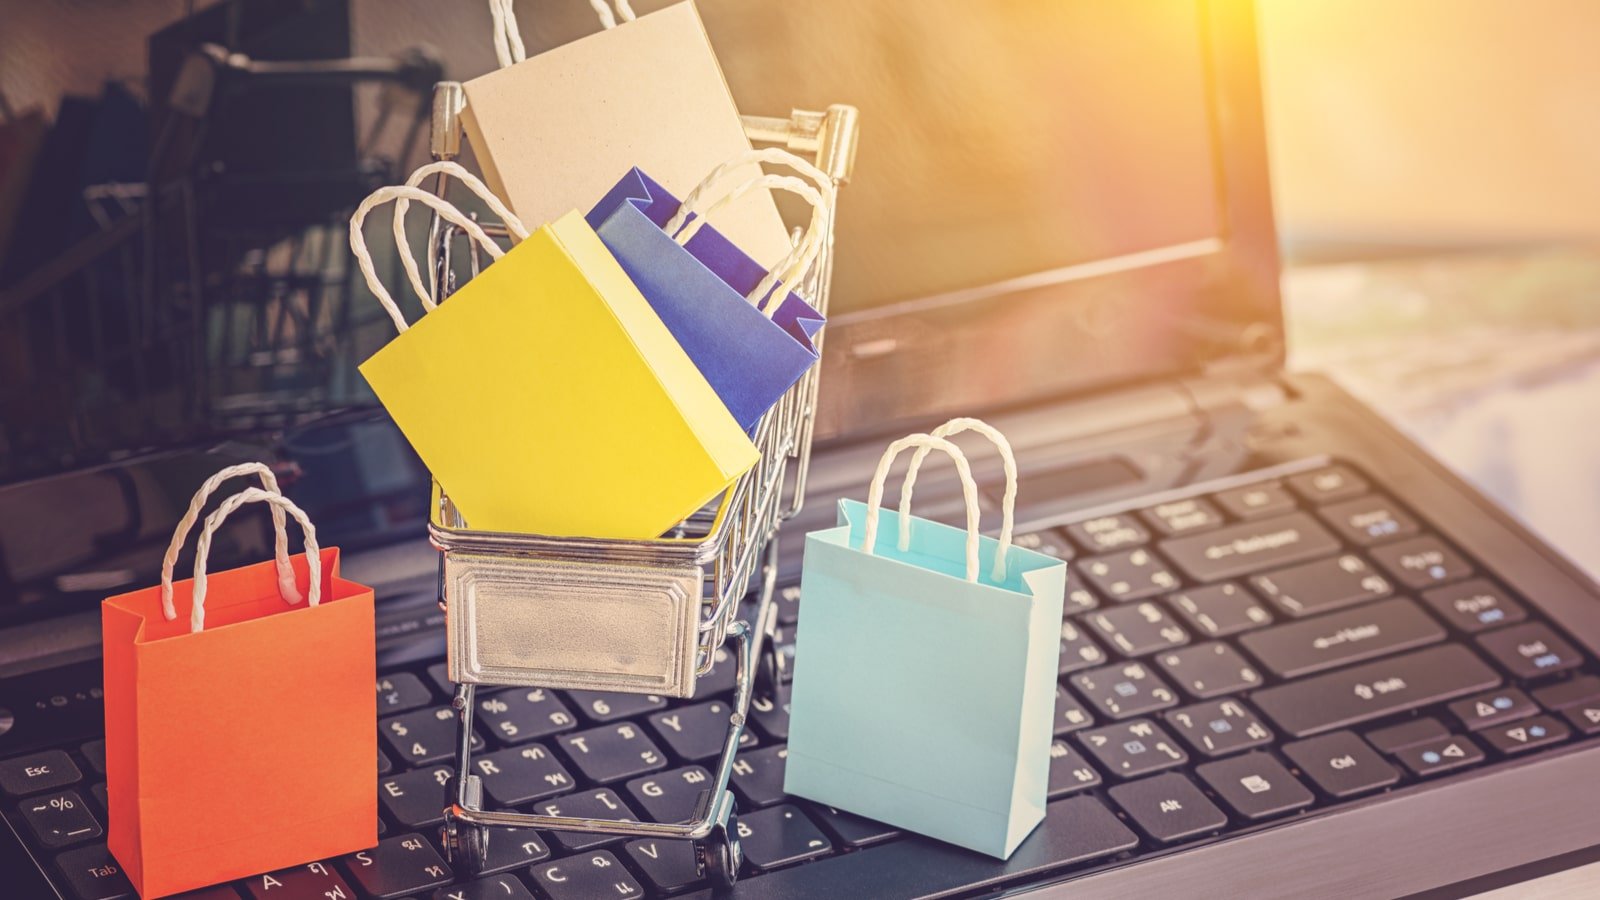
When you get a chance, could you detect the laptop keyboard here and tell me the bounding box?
[5,461,1600,899]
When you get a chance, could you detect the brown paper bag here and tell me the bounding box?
[461,0,793,269]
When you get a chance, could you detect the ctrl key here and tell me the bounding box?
[55,844,133,900]
[341,833,453,898]
[530,850,645,900]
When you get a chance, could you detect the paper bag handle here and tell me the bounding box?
[900,418,1017,582]
[665,148,835,312]
[860,434,982,583]
[391,161,528,311]
[349,184,507,334]
[489,0,636,68]
[188,488,322,634]
[160,463,300,623]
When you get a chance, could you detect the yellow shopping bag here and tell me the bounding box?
[349,166,758,539]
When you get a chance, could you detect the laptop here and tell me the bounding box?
[3,0,1599,897]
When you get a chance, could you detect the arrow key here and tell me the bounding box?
[1480,716,1571,756]
[1562,704,1600,736]
[1447,688,1538,732]
[1395,735,1484,776]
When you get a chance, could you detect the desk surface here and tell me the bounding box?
[1284,247,1600,585]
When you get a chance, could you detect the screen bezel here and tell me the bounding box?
[810,0,1282,443]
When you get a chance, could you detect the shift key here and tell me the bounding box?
[1161,513,1340,583]
[1253,645,1500,738]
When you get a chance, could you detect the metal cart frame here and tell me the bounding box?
[419,82,858,888]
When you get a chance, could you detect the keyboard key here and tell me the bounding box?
[1395,735,1484,777]
[1249,554,1393,619]
[1252,645,1501,738]
[1536,676,1600,711]
[1053,686,1096,735]
[89,783,107,815]
[432,874,534,900]
[1288,465,1369,503]
[1109,772,1227,843]
[807,803,901,848]
[17,788,100,848]
[382,706,482,766]
[534,789,637,852]
[1154,642,1261,698]
[730,744,790,809]
[1371,537,1473,589]
[377,673,434,715]
[750,686,792,741]
[1047,740,1104,797]
[1013,529,1075,560]
[55,843,134,900]
[1077,719,1187,778]
[1161,512,1339,583]
[557,722,668,784]
[1562,704,1600,736]
[342,833,455,897]
[1423,579,1527,633]
[1238,597,1443,678]
[377,748,393,776]
[472,827,551,876]
[1069,661,1178,720]
[79,741,106,776]
[427,663,454,697]
[1479,716,1570,756]
[1447,688,1539,732]
[737,803,833,871]
[470,744,576,806]
[625,837,705,894]
[647,700,755,762]
[1066,514,1150,553]
[625,765,715,823]
[775,583,803,624]
[1142,497,1224,536]
[474,687,578,745]
[1477,623,1584,678]
[379,765,454,828]
[244,861,353,899]
[1062,569,1102,615]
[529,851,644,900]
[1195,753,1313,820]
[1165,699,1273,758]
[1087,602,1189,656]
[1364,717,1450,754]
[1077,548,1181,601]
[1167,582,1273,638]
[1058,619,1109,674]
[692,646,739,699]
[1212,482,1298,519]
[567,690,668,724]
[722,795,1138,899]
[0,750,82,797]
[1282,731,1399,798]
[1318,494,1419,546]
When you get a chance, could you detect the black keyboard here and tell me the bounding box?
[5,461,1600,899]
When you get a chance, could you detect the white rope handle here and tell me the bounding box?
[189,488,322,634]
[674,175,825,316]
[900,418,1017,582]
[860,435,982,583]
[391,161,528,310]
[160,463,300,623]
[489,0,636,68]
[349,184,506,334]
[664,148,835,310]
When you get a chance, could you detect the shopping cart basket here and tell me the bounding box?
[418,82,859,887]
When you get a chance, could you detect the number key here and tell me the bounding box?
[1067,514,1150,553]
[567,690,667,723]
[17,789,101,848]
[376,673,434,714]
[381,706,482,766]
[474,687,578,745]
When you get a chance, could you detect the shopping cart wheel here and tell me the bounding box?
[441,812,489,876]
[696,798,742,889]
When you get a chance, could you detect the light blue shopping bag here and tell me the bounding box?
[784,423,1067,859]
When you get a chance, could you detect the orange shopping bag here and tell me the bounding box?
[102,465,377,898]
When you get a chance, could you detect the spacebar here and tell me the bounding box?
[715,796,1138,900]
[1251,644,1501,738]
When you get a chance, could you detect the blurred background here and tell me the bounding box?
[1,0,1597,575]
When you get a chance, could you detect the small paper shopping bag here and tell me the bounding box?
[349,166,758,538]
[785,420,1066,859]
[586,152,828,430]
[462,0,793,269]
[102,466,376,898]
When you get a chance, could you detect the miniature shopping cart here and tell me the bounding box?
[418,82,858,888]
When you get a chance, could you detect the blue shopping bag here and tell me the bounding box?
[784,421,1067,859]
[585,153,827,431]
